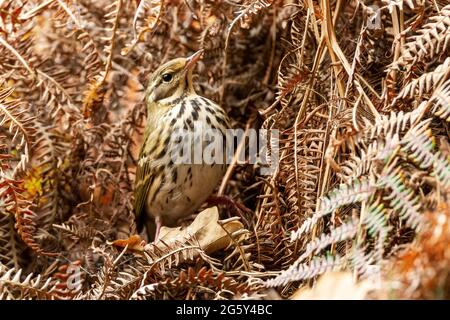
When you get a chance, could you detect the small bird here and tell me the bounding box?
[134,50,230,241]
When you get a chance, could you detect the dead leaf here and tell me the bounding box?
[152,206,246,254]
[110,235,145,252]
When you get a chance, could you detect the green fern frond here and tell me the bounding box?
[379,166,423,229]
[349,246,377,277]
[295,218,359,263]
[402,119,435,168]
[339,109,431,182]
[291,177,375,240]
[362,200,391,262]
[265,255,343,287]
[362,201,390,237]
[432,152,450,188]
[319,178,376,217]
[402,118,450,187]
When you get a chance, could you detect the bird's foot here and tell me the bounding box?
[152,216,162,244]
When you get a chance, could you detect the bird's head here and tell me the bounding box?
[145,49,204,107]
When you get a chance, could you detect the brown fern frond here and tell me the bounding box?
[51,261,84,300]
[27,122,68,233]
[393,57,450,105]
[0,35,36,76]
[131,267,255,300]
[35,69,81,120]
[381,0,424,13]
[50,0,103,81]
[82,0,123,119]
[0,214,26,269]
[101,265,144,300]
[0,89,34,172]
[0,177,57,257]
[1,0,449,301]
[431,78,450,121]
[121,0,164,56]
[229,0,274,31]
[391,4,450,71]
[0,264,58,299]
[144,238,221,274]
[52,223,98,241]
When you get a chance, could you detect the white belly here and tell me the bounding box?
[146,163,226,226]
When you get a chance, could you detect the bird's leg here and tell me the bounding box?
[206,195,253,216]
[153,216,163,243]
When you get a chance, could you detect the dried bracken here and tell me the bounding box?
[0,0,449,300]
[385,199,450,299]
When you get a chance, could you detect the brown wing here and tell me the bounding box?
[133,155,154,233]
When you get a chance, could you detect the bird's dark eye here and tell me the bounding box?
[162,73,173,83]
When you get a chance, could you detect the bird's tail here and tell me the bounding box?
[136,212,156,242]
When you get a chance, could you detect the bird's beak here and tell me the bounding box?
[184,49,204,71]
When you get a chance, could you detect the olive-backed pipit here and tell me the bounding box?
[134,50,230,241]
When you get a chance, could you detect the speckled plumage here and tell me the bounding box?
[134,51,230,240]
